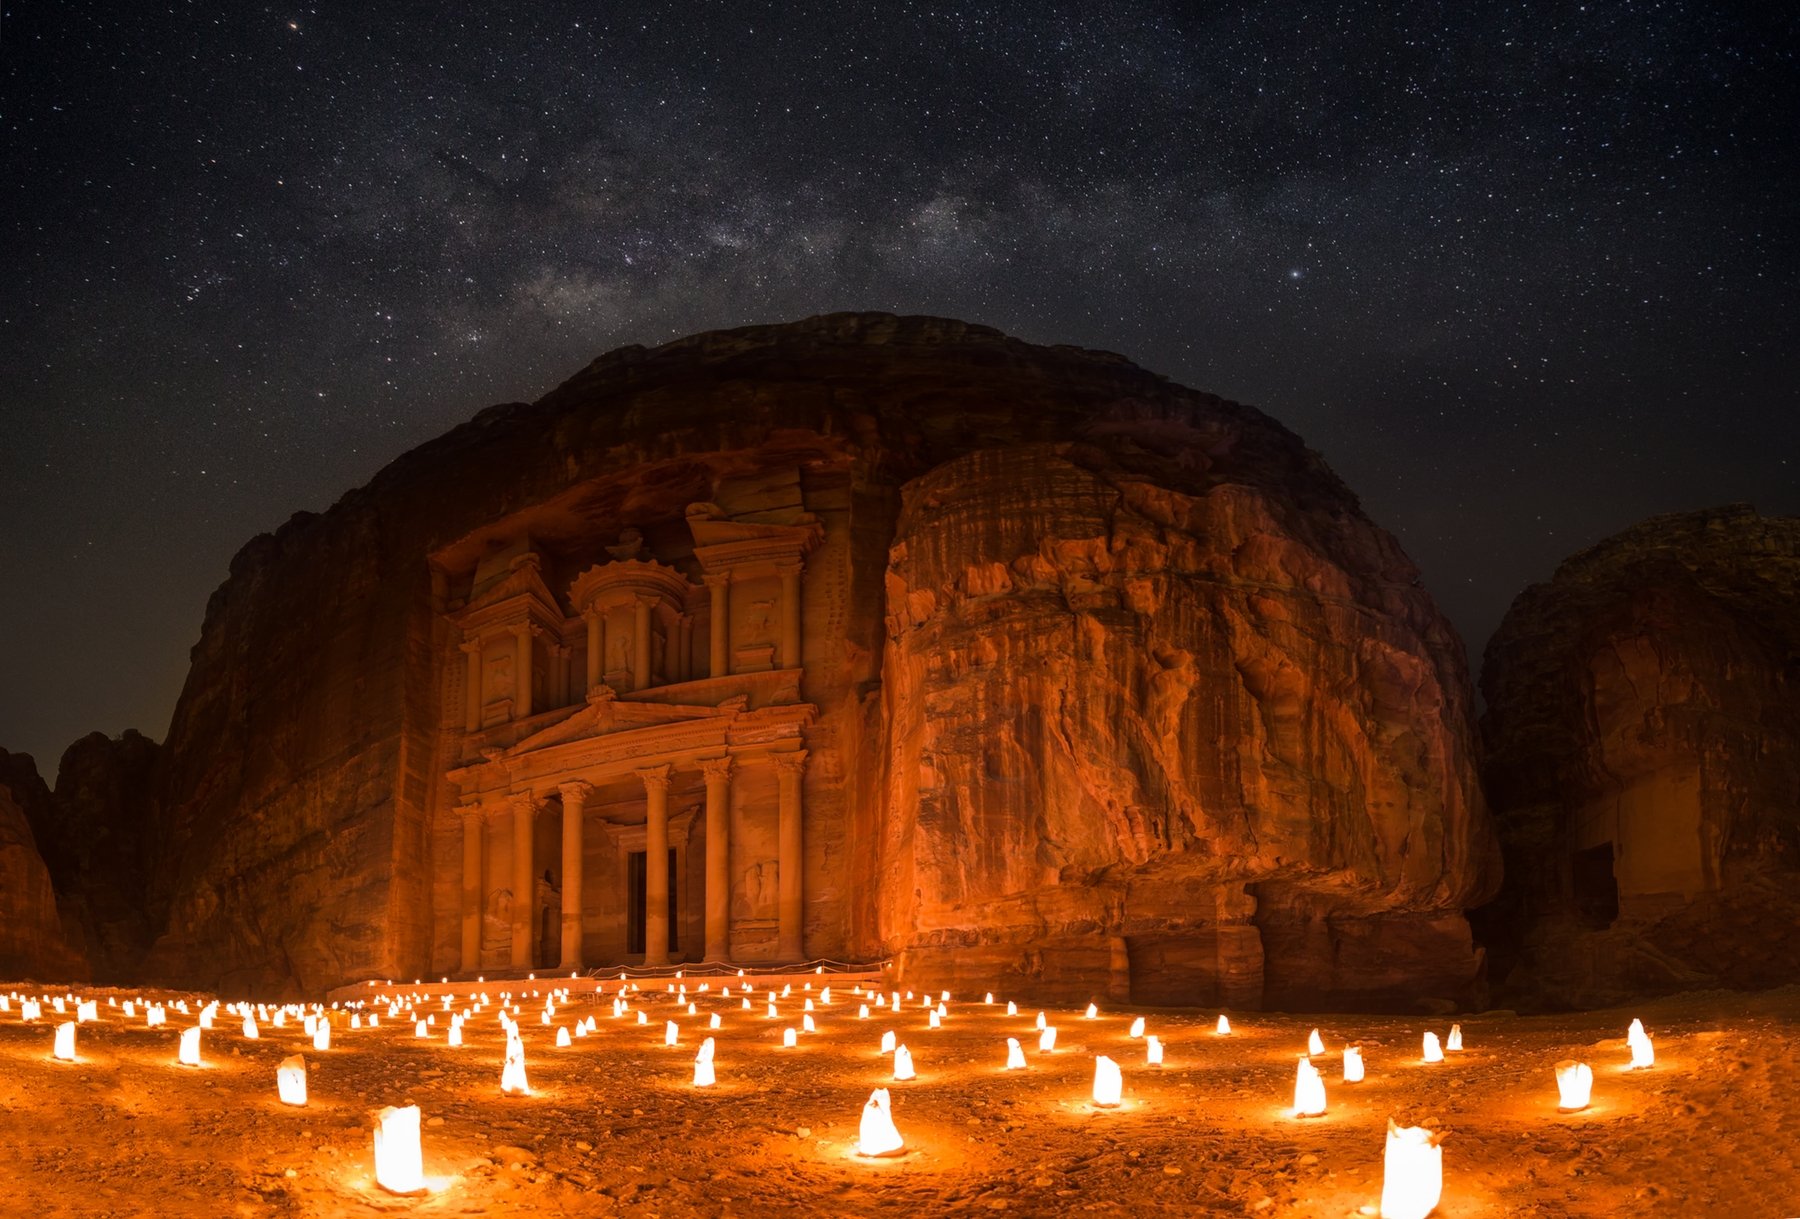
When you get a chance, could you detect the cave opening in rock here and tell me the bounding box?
[1572,841,1620,930]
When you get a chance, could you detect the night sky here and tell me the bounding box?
[1,2,1794,771]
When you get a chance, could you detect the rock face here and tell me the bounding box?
[98,313,1494,1005]
[0,751,87,980]
[1478,505,1800,1009]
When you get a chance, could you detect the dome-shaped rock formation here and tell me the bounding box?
[1478,505,1800,1009]
[101,313,1495,1006]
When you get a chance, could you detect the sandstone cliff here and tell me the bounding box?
[0,750,88,980]
[1478,505,1800,1009]
[124,312,1496,1005]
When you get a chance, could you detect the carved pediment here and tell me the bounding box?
[453,552,563,625]
[505,687,750,756]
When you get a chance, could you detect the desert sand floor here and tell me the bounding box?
[0,981,1795,1218]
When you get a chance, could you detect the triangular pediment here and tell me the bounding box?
[457,552,562,619]
[507,688,749,756]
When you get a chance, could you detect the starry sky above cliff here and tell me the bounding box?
[1,1,1795,769]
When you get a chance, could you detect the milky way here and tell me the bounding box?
[1,1,1794,766]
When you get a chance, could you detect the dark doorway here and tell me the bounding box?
[626,849,679,955]
[1572,842,1619,929]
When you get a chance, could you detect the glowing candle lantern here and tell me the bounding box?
[858,1004,870,1019]
[179,1026,203,1067]
[447,1024,462,1048]
[880,1030,897,1054]
[277,1054,307,1105]
[1308,1028,1325,1056]
[1035,1011,1047,1031]
[1092,1055,1123,1107]
[1128,1016,1146,1039]
[78,1000,98,1023]
[665,1021,680,1047]
[555,1026,571,1048]
[688,1002,698,1017]
[693,1038,716,1087]
[893,1045,915,1080]
[199,1005,215,1030]
[53,1021,76,1062]
[270,1009,281,1028]
[858,1088,904,1157]
[766,1001,779,1020]
[501,1029,529,1095]
[415,1020,429,1039]
[805,999,815,1012]
[1146,1035,1163,1067]
[1293,1056,1326,1117]
[821,987,832,1004]
[1421,1031,1443,1064]
[303,1014,317,1037]
[147,1005,165,1028]
[1446,1023,1463,1052]
[1379,1121,1443,1219]
[369,1014,380,1028]
[1039,1026,1058,1052]
[928,1010,941,1030]
[783,1027,798,1048]
[1627,1019,1654,1069]
[710,1012,723,1030]
[637,1011,648,1026]
[1006,1001,1018,1016]
[985,993,994,1005]
[1085,1003,1098,1020]
[53,997,65,1014]
[803,1014,817,1033]
[313,1021,331,1052]
[23,999,41,1022]
[1006,1037,1026,1069]
[1555,1059,1593,1111]
[741,998,752,1011]
[243,1015,259,1039]
[122,1001,134,1019]
[373,1105,426,1195]
[1216,1015,1230,1036]
[1344,1044,1365,1083]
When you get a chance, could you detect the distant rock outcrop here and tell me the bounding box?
[0,751,87,980]
[1478,505,1800,1009]
[20,314,1502,1006]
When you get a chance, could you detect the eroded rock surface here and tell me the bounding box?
[1478,505,1800,1009]
[0,751,87,979]
[49,313,1497,1005]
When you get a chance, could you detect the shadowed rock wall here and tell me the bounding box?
[1478,505,1800,1009]
[0,751,88,980]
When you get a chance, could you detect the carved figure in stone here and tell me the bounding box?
[746,597,776,644]
[488,654,515,698]
[609,629,631,674]
[482,888,513,954]
[733,860,778,920]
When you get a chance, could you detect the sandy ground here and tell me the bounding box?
[0,980,1796,1218]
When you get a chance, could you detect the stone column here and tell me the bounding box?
[461,640,483,732]
[509,793,537,970]
[700,757,733,962]
[513,624,535,720]
[774,751,807,961]
[458,803,486,972]
[558,780,592,972]
[778,561,803,670]
[585,609,603,692]
[706,574,730,678]
[632,597,654,691]
[639,765,672,966]
[676,614,693,684]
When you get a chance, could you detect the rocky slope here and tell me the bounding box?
[31,313,1499,1005]
[1478,505,1800,1009]
[0,750,87,979]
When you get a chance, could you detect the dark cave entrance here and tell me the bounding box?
[1572,841,1620,929]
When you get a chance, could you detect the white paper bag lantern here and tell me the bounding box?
[1555,1059,1593,1111]
[277,1054,307,1105]
[1006,1001,1018,1016]
[927,1009,940,1030]
[53,1021,76,1062]
[984,993,994,1005]
[1146,1035,1163,1066]
[1038,1026,1057,1052]
[1379,1120,1443,1219]
[501,1029,529,1095]
[858,1004,870,1019]
[179,1025,203,1067]
[1084,1002,1099,1020]
[858,1088,904,1157]
[77,1000,98,1023]
[1446,1023,1463,1052]
[555,1026,571,1048]
[1343,1044,1365,1083]
[1215,1014,1230,1035]
[1421,1031,1443,1063]
[373,1104,425,1195]
[783,1027,798,1048]
[351,1013,362,1030]
[892,1044,915,1080]
[665,1021,680,1047]
[880,1029,897,1054]
[313,1020,330,1052]
[1627,1019,1654,1069]
[1092,1055,1122,1107]
[415,1020,429,1039]
[693,1049,716,1088]
[1128,1016,1146,1039]
[710,1012,722,1030]
[1006,1037,1026,1069]
[448,1024,463,1048]
[1035,1011,1047,1031]
[1293,1056,1326,1117]
[242,1015,259,1039]
[1308,1028,1325,1056]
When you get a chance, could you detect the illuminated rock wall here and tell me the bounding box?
[1478,505,1800,1009]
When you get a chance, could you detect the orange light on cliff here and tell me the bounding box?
[1379,1121,1444,1219]
[858,1088,904,1157]
[373,1105,426,1195]
[1555,1059,1593,1111]
[277,1054,307,1105]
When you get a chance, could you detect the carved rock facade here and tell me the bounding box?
[96,313,1496,1006]
[1478,505,1800,1009]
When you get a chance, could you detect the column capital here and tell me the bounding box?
[704,572,732,591]
[636,764,673,795]
[774,559,805,577]
[558,779,594,805]
[459,638,483,655]
[699,755,734,784]
[547,642,572,659]
[456,801,489,824]
[772,749,809,777]
[515,621,542,638]
[508,791,541,817]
